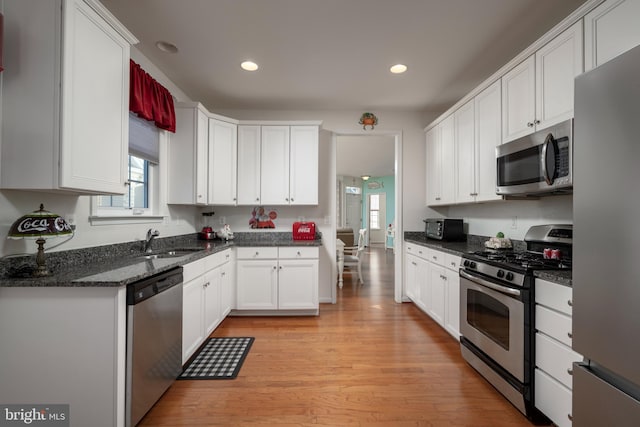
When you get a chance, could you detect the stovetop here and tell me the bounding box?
[464,249,572,274]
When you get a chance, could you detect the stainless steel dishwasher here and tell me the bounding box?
[126,267,183,427]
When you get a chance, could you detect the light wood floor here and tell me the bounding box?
[140,245,536,426]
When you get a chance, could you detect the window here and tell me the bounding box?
[369,194,380,229]
[345,186,361,195]
[92,114,162,222]
[98,155,149,209]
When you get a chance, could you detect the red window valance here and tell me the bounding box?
[129,60,176,133]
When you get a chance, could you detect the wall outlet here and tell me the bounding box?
[219,216,226,225]
[511,216,518,229]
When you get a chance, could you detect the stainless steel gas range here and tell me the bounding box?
[459,224,572,422]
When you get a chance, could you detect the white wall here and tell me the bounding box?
[0,48,199,257]
[448,195,573,240]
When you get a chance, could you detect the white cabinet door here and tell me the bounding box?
[455,100,476,203]
[439,115,456,205]
[236,260,278,310]
[208,119,238,205]
[278,259,319,309]
[405,253,421,303]
[219,261,234,317]
[535,21,583,130]
[289,126,319,205]
[1,0,133,194]
[584,0,640,71]
[502,55,536,143]
[237,125,262,205]
[418,259,432,314]
[203,268,221,337]
[425,126,441,205]
[444,270,460,340]
[182,276,205,363]
[474,80,502,202]
[428,263,447,327]
[260,126,290,205]
[60,0,130,193]
[168,104,209,204]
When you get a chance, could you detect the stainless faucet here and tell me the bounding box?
[144,229,160,253]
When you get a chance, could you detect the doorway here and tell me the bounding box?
[333,132,402,303]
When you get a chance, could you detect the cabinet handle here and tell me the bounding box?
[255,252,260,257]
[221,272,226,277]
[273,266,277,270]
[279,266,283,270]
[233,197,237,201]
[291,198,294,202]
[568,331,573,339]
[225,254,230,259]
[435,197,441,201]
[297,251,301,256]
[527,121,534,127]
[534,119,540,125]
[450,262,456,267]
[203,282,209,288]
[432,256,437,260]
[568,299,573,307]
[567,368,573,376]
[412,261,417,266]
[256,198,260,202]
[285,198,289,202]
[568,414,573,422]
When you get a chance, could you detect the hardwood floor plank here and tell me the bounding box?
[139,245,536,426]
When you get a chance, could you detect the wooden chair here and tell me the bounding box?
[343,228,367,284]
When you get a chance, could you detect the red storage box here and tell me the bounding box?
[292,222,316,240]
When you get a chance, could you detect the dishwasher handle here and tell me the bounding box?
[127,267,183,305]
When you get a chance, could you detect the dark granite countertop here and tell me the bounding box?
[403,231,572,286]
[0,232,322,288]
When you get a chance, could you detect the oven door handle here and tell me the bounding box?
[460,270,521,297]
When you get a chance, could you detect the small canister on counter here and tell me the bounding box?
[543,248,553,259]
[551,249,562,260]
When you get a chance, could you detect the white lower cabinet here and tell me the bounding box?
[534,278,583,427]
[404,242,460,340]
[236,247,319,313]
[182,249,233,363]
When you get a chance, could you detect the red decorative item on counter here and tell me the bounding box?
[293,222,316,240]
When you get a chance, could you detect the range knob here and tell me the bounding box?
[505,272,514,281]
[469,262,477,269]
[497,270,505,278]
[463,260,470,267]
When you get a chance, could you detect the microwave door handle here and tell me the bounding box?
[460,270,521,297]
[541,133,557,185]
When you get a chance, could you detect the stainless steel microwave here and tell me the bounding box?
[496,119,573,196]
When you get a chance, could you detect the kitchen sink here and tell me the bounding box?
[138,248,202,259]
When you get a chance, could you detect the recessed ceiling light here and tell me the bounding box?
[390,64,407,74]
[155,41,178,54]
[241,61,259,71]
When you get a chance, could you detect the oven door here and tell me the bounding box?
[460,269,525,381]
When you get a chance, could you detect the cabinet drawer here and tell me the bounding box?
[535,368,573,427]
[428,249,445,266]
[182,257,207,282]
[536,332,582,389]
[445,253,461,272]
[405,243,429,260]
[205,249,232,270]
[236,247,278,259]
[279,246,319,259]
[536,305,573,346]
[535,279,573,315]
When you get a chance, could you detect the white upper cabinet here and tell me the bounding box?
[289,126,319,205]
[455,100,476,204]
[584,0,640,71]
[168,104,210,205]
[240,124,319,206]
[208,118,238,205]
[502,22,583,142]
[473,80,503,202]
[260,126,291,205]
[237,126,262,205]
[425,115,455,206]
[1,0,136,194]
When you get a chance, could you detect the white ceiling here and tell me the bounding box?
[100,0,587,113]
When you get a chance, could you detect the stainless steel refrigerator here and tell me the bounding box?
[573,43,640,426]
